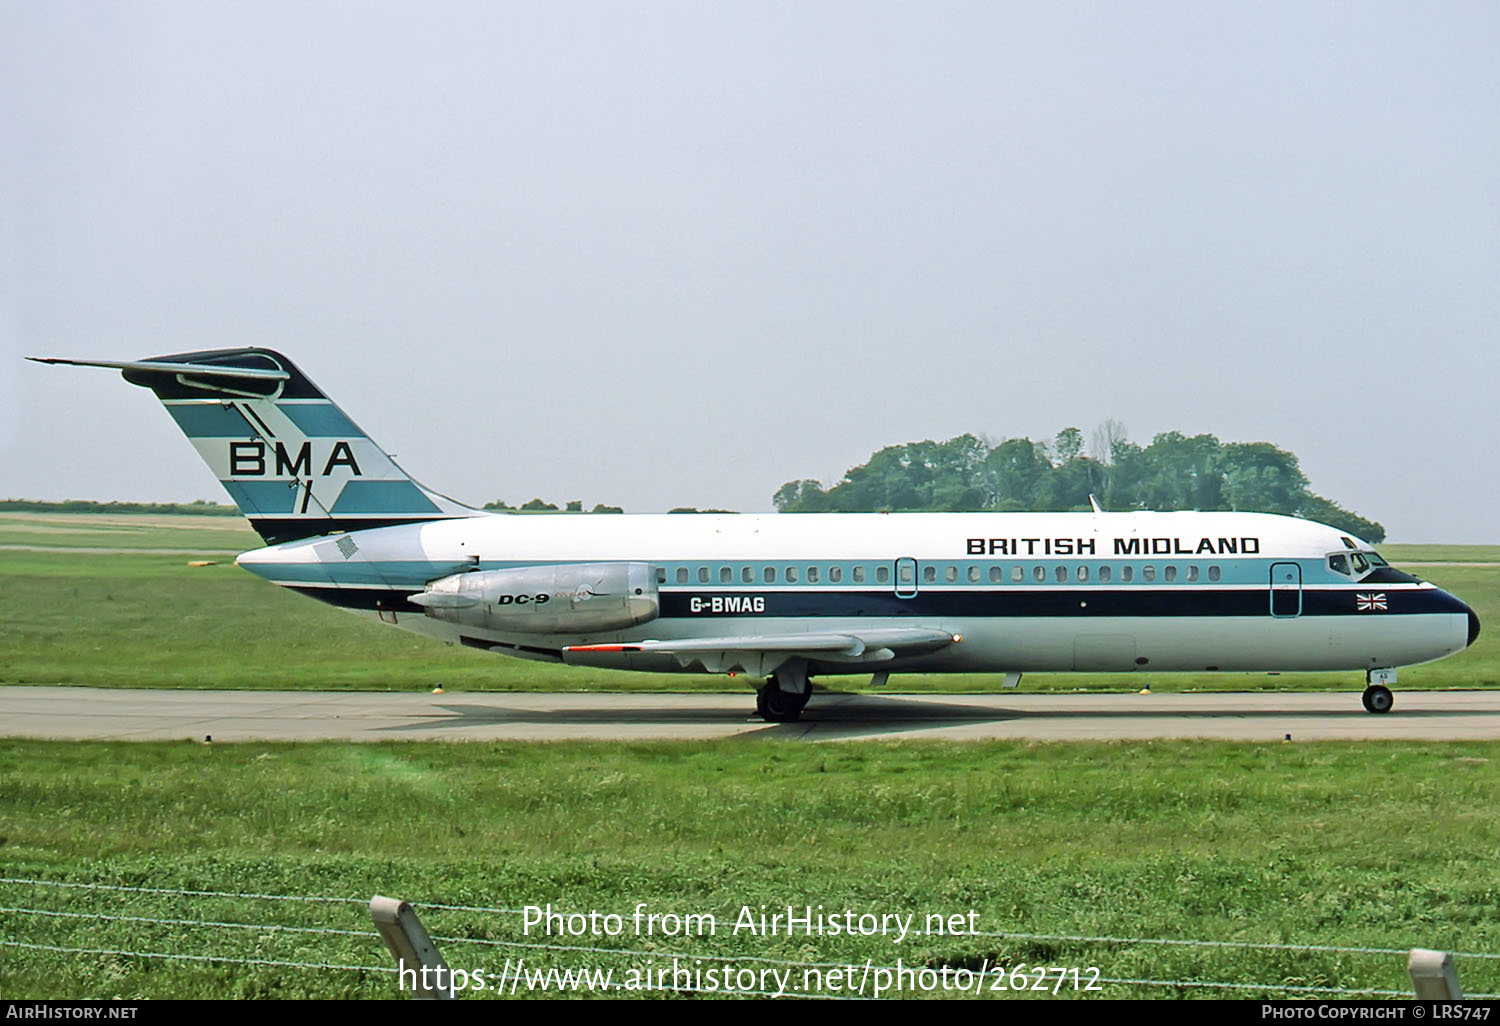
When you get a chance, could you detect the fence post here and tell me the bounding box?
[370,895,455,999]
[1408,948,1462,999]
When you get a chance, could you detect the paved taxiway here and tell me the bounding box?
[3,686,1499,742]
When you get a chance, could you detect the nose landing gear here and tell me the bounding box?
[1362,668,1397,714]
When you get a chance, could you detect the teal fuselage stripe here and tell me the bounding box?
[239,557,1352,589]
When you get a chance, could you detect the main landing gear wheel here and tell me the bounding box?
[757,677,812,723]
[1362,685,1394,714]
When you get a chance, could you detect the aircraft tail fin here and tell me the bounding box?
[29,349,479,545]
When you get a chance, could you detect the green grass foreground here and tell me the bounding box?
[2,739,1498,999]
[2,513,1496,692]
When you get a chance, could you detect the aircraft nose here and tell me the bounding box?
[1468,605,1482,648]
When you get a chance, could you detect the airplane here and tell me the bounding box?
[31,348,1480,721]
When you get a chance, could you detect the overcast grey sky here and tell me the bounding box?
[3,2,1496,541]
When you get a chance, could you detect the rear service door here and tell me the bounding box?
[1270,562,1302,617]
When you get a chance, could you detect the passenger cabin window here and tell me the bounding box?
[1164,566,1177,583]
[1208,566,1221,582]
[1055,566,1068,583]
[1099,565,1112,582]
[969,566,980,583]
[829,566,842,583]
[742,566,754,583]
[1033,565,1045,582]
[764,567,776,583]
[853,566,866,584]
[1187,565,1200,582]
[877,566,890,584]
[1011,566,1024,582]
[923,565,937,584]
[1077,565,1089,582]
[1121,566,1134,583]
[676,568,688,584]
[807,566,820,583]
[656,567,667,584]
[990,566,1003,583]
[1142,566,1156,582]
[698,567,710,584]
[944,565,958,583]
[720,566,732,584]
[786,566,799,583]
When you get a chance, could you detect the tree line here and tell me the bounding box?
[772,425,1385,542]
[481,499,734,514]
[483,499,624,514]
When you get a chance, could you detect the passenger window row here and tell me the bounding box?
[657,564,1224,585]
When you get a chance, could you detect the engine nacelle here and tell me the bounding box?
[409,562,659,634]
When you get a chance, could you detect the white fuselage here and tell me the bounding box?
[236,509,1476,679]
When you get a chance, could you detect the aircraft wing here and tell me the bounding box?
[564,627,958,675]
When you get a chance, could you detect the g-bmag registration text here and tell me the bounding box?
[524,904,982,944]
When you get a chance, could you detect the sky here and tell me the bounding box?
[2,2,1497,541]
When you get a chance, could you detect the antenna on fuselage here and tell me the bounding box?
[1088,494,1106,514]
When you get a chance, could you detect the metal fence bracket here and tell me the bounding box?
[371,895,454,999]
[1408,948,1462,999]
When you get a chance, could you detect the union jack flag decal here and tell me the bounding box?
[1356,593,1388,612]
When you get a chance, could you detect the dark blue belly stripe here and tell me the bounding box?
[286,586,1467,619]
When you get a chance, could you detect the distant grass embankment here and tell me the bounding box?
[0,511,260,552]
[1,511,1495,692]
[1,498,240,515]
[3,739,1499,999]
[1381,545,1500,564]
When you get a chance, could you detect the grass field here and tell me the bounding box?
[1,512,1495,692]
[3,739,1499,1000]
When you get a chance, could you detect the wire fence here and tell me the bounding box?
[2,876,1494,999]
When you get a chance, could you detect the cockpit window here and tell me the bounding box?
[1328,550,1393,579]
